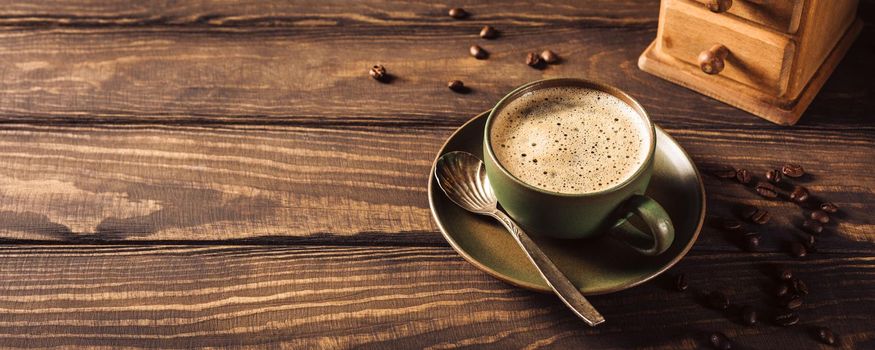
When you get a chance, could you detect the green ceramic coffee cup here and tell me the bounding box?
[483,78,674,256]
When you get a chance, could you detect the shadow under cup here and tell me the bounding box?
[482,78,674,256]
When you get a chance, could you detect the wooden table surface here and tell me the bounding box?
[0,1,872,348]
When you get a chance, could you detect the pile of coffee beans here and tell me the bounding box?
[707,162,840,257]
[685,266,839,348]
[685,163,843,348]
[370,7,562,91]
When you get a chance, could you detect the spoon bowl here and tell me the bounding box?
[434,151,497,214]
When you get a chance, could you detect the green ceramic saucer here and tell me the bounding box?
[428,111,705,294]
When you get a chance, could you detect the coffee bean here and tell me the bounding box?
[745,235,760,252]
[675,273,688,292]
[782,163,805,177]
[447,80,466,92]
[525,52,545,68]
[791,242,807,258]
[765,169,783,184]
[721,218,743,232]
[776,283,790,297]
[709,332,732,350]
[815,326,837,345]
[369,65,388,82]
[735,168,752,184]
[811,210,830,224]
[448,7,468,19]
[741,306,758,326]
[775,311,800,326]
[784,295,803,310]
[791,277,809,295]
[479,25,497,39]
[469,45,488,59]
[540,50,559,64]
[743,206,770,224]
[707,291,730,310]
[790,186,810,203]
[778,267,793,281]
[755,181,779,198]
[820,201,839,213]
[710,165,737,179]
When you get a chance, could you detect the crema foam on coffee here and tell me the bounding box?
[490,86,651,194]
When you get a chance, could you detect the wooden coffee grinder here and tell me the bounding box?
[639,0,862,125]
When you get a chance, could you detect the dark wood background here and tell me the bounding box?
[0,0,872,348]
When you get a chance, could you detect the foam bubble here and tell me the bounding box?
[490,86,650,194]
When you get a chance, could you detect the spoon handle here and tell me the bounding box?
[491,210,606,326]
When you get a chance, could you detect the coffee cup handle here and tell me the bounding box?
[608,195,675,256]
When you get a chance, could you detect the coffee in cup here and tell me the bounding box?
[483,78,674,255]
[490,86,651,194]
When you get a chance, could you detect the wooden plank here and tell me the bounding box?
[0,0,657,28]
[0,4,870,128]
[0,124,444,243]
[0,245,871,349]
[0,123,871,248]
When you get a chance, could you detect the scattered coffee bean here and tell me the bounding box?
[709,332,732,350]
[791,277,809,295]
[540,50,559,64]
[778,267,793,281]
[711,165,737,179]
[790,185,810,203]
[765,169,783,184]
[469,45,488,59]
[369,65,388,82]
[802,219,824,234]
[448,7,468,19]
[479,25,497,39]
[707,291,730,310]
[745,234,760,252]
[735,168,752,184]
[776,283,790,297]
[447,80,466,92]
[784,295,803,310]
[721,218,743,232]
[675,273,688,292]
[775,311,800,326]
[811,210,830,224]
[755,181,779,198]
[791,242,807,258]
[815,326,837,345]
[741,306,758,326]
[820,201,839,213]
[743,206,770,224]
[782,163,805,178]
[525,52,545,68]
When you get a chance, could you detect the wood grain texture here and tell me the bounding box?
[0,122,871,249]
[0,245,872,349]
[0,0,869,130]
[0,1,871,348]
[0,0,658,27]
[0,1,869,244]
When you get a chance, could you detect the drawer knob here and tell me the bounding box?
[706,0,732,13]
[698,45,729,75]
